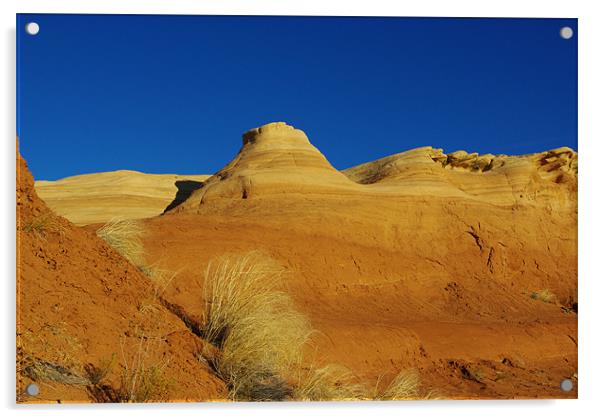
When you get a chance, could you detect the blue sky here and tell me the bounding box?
[17,15,577,181]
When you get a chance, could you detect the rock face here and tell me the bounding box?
[176,122,358,209]
[35,171,209,225]
[174,122,577,213]
[342,146,577,208]
[17,143,226,402]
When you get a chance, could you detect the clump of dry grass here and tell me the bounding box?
[371,370,442,400]
[85,354,116,385]
[96,220,177,297]
[117,335,171,402]
[203,252,312,400]
[531,289,557,304]
[118,363,170,403]
[376,371,421,400]
[293,364,367,401]
[294,366,441,401]
[22,213,65,239]
[144,264,179,298]
[96,219,145,266]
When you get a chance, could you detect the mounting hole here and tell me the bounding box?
[25,383,39,396]
[560,379,573,392]
[560,26,573,40]
[25,22,40,36]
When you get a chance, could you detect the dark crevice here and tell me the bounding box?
[467,229,484,251]
[157,296,204,338]
[486,248,495,273]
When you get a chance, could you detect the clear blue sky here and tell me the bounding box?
[17,14,577,181]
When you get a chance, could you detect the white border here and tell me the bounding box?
[2,1,601,417]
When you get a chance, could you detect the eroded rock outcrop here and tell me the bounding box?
[176,122,360,209]
[342,145,577,208]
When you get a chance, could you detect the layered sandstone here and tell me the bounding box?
[35,171,209,225]
[174,122,577,213]
[343,145,577,208]
[175,122,359,210]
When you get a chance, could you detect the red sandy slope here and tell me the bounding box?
[17,144,227,403]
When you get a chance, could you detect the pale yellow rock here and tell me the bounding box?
[35,121,577,225]
[173,122,577,211]
[343,144,577,208]
[35,170,209,225]
[178,122,361,209]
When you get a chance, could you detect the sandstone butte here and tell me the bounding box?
[21,122,577,400]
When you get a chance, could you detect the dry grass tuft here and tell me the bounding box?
[96,221,177,297]
[85,354,116,385]
[117,335,171,402]
[531,289,557,304]
[203,252,312,400]
[96,219,145,266]
[143,264,179,297]
[373,370,443,400]
[376,371,421,400]
[22,213,65,239]
[293,364,367,401]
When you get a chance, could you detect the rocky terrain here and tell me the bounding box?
[18,122,578,401]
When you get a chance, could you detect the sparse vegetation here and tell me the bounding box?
[203,252,312,400]
[144,264,179,297]
[117,335,171,402]
[84,222,442,402]
[18,323,89,387]
[531,289,557,304]
[293,364,366,401]
[96,220,178,297]
[85,354,116,385]
[22,213,65,239]
[377,371,421,400]
[93,220,178,402]
[201,252,438,401]
[96,219,146,266]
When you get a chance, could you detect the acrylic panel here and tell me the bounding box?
[16,14,578,403]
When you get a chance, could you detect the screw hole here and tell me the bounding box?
[560,27,573,40]
[25,22,40,36]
